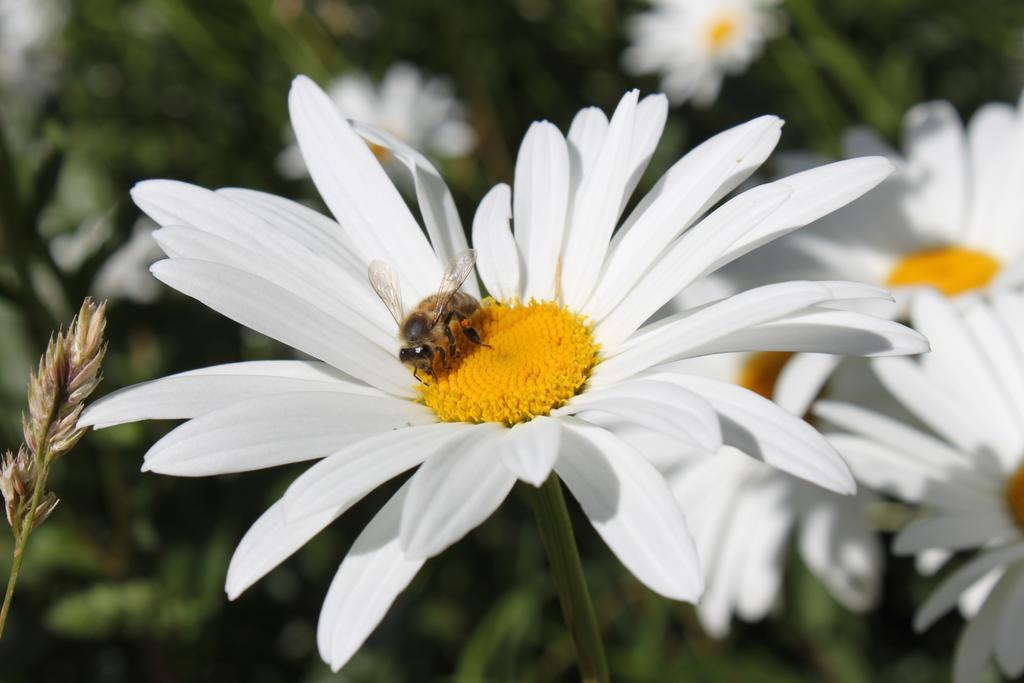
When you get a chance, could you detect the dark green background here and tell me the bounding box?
[1,1,1022,680]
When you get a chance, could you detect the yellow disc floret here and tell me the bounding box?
[421,300,599,425]
[1008,464,1024,529]
[887,246,1000,297]
[737,351,794,400]
[705,12,739,52]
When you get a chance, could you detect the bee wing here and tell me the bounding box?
[431,248,478,324]
[368,260,405,327]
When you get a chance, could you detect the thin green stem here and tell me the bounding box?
[526,474,609,683]
[0,463,49,638]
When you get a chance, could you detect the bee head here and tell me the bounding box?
[399,344,433,365]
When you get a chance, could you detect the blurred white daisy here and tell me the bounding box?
[623,0,780,106]
[816,290,1024,683]
[49,216,164,304]
[749,91,1024,300]
[80,77,924,672]
[709,91,1024,416]
[277,62,475,179]
[0,0,65,102]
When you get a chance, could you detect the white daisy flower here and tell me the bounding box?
[754,91,1024,300]
[277,62,475,179]
[815,290,1024,683]
[708,90,1024,421]
[623,0,780,106]
[0,0,65,104]
[79,77,924,672]
[49,217,164,304]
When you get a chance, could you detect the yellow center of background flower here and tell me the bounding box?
[1008,465,1024,529]
[886,246,1000,296]
[706,13,739,51]
[420,300,599,425]
[737,351,794,400]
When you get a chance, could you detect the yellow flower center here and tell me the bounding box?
[420,300,599,425]
[705,13,739,51]
[886,246,1000,297]
[1008,464,1024,529]
[737,351,794,400]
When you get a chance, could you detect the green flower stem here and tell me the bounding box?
[785,0,902,137]
[527,473,609,683]
[0,459,50,639]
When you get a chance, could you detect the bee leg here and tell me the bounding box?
[445,323,457,358]
[437,346,449,370]
[412,368,423,383]
[462,325,489,348]
[454,312,489,348]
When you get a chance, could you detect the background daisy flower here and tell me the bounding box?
[78,78,924,672]
[736,90,1024,302]
[816,290,1024,683]
[623,0,781,106]
[276,62,475,180]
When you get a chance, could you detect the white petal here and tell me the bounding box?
[657,374,854,494]
[796,487,882,611]
[596,182,793,344]
[814,400,979,473]
[288,76,440,298]
[871,356,991,455]
[773,353,841,417]
[555,420,702,601]
[351,121,480,299]
[513,121,570,301]
[79,361,374,428]
[226,497,343,600]
[952,570,1015,683]
[683,308,928,358]
[912,290,1024,466]
[557,378,721,455]
[712,156,895,268]
[735,481,794,621]
[215,188,365,278]
[133,181,392,333]
[995,565,1024,677]
[471,183,520,300]
[498,416,561,487]
[283,422,470,521]
[318,481,425,672]
[587,115,782,320]
[964,102,1022,249]
[400,424,515,558]
[567,107,609,207]
[901,101,968,243]
[893,513,1018,555]
[152,225,395,348]
[150,258,412,397]
[824,433,997,511]
[915,541,1024,631]
[561,90,640,309]
[960,297,1024,428]
[142,392,434,476]
[621,93,669,210]
[593,281,886,386]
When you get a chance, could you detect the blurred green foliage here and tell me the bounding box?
[0,0,1022,681]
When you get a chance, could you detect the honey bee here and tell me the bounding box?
[369,248,486,381]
